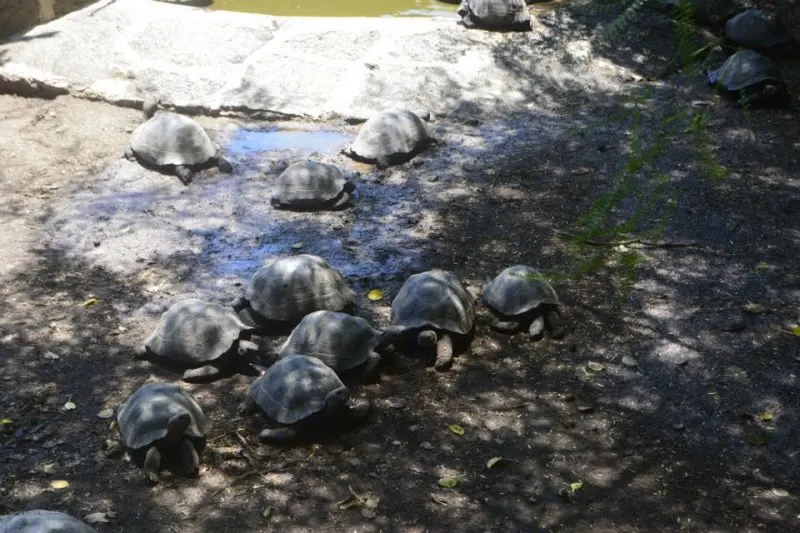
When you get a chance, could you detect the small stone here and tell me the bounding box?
[419,441,433,450]
[392,440,402,446]
[291,242,304,250]
[361,508,376,519]
[586,361,605,372]
[386,398,405,409]
[621,355,638,367]
[577,405,594,413]
[96,408,114,419]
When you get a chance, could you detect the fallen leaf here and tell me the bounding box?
[50,480,70,489]
[43,351,60,360]
[759,412,774,422]
[430,493,449,505]
[84,511,115,524]
[81,298,98,308]
[569,481,584,492]
[621,355,638,367]
[792,326,800,337]
[291,242,304,250]
[63,401,76,411]
[96,408,114,419]
[0,418,13,425]
[447,424,465,436]
[438,477,459,488]
[367,289,383,301]
[586,361,605,372]
[486,457,503,469]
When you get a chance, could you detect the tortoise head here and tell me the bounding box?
[323,386,351,414]
[417,329,438,347]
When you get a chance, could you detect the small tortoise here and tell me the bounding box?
[138,298,259,382]
[238,354,371,443]
[271,161,355,211]
[384,269,475,370]
[725,9,798,58]
[277,310,387,382]
[125,111,232,185]
[482,265,565,339]
[707,49,790,108]
[0,510,97,533]
[235,254,357,331]
[457,0,532,32]
[343,109,431,168]
[116,382,206,478]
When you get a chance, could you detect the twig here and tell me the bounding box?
[207,462,288,501]
[554,231,698,248]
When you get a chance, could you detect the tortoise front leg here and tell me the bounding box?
[362,351,382,383]
[544,309,565,339]
[143,446,162,480]
[175,165,195,185]
[527,315,545,339]
[180,439,200,477]
[433,333,454,371]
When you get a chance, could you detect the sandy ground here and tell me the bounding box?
[1,2,799,532]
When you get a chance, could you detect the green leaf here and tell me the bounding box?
[448,424,465,436]
[438,477,459,488]
[486,457,503,469]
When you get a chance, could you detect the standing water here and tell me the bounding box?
[211,0,459,17]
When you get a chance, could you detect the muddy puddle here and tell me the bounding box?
[44,114,567,320]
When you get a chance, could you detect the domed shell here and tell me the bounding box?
[482,265,560,317]
[271,161,350,209]
[278,310,382,371]
[245,255,356,324]
[144,299,254,364]
[117,382,206,451]
[709,49,783,92]
[248,354,347,425]
[348,109,429,164]
[390,269,475,335]
[725,9,794,51]
[458,0,531,27]
[129,112,220,167]
[0,511,97,533]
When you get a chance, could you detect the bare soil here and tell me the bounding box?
[1,2,799,532]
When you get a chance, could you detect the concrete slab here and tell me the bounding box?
[0,0,634,120]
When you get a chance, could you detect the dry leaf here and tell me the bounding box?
[447,424,465,436]
[63,401,76,411]
[437,477,459,488]
[43,351,60,360]
[0,418,13,425]
[792,326,800,337]
[367,289,383,301]
[81,298,98,308]
[97,408,114,419]
[50,480,70,489]
[569,481,583,492]
[486,457,503,469]
[291,242,304,250]
[586,362,605,372]
[759,412,774,422]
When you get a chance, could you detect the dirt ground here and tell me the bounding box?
[1,2,799,532]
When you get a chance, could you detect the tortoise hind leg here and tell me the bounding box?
[433,333,454,371]
[180,439,200,477]
[489,318,521,333]
[258,426,300,443]
[182,365,222,383]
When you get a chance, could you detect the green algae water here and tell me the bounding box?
[211,0,459,17]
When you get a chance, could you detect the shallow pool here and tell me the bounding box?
[211,0,459,18]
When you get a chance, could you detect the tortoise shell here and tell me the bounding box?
[347,109,429,165]
[129,112,220,167]
[482,265,560,317]
[390,269,475,335]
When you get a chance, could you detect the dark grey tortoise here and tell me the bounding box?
[238,354,371,443]
[725,9,798,58]
[457,0,532,31]
[384,269,475,370]
[234,254,357,332]
[116,382,206,478]
[0,511,97,533]
[271,161,355,211]
[138,298,259,383]
[707,49,790,108]
[482,265,565,339]
[343,109,431,168]
[124,111,233,185]
[277,310,387,383]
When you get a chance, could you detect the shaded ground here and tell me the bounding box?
[1,1,799,532]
